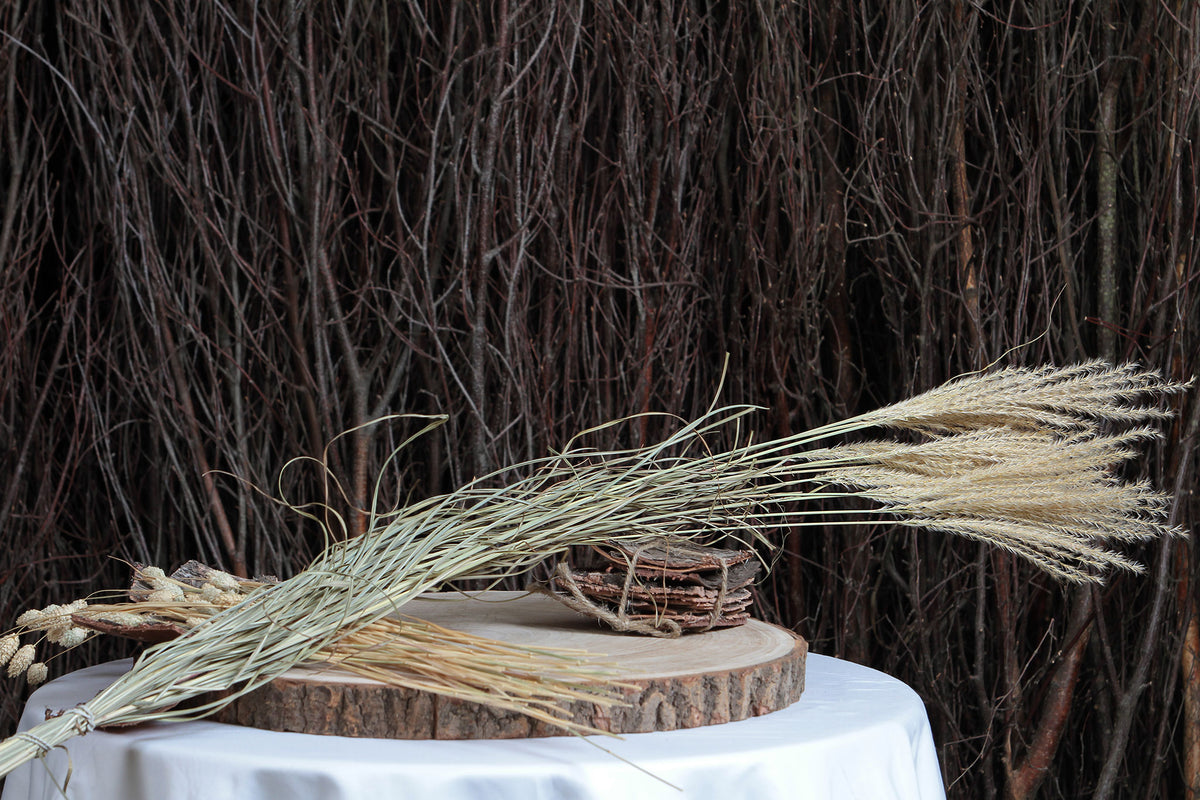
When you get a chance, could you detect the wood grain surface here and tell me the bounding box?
[211,591,806,739]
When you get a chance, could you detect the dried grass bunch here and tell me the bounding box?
[0,361,1187,778]
[2,563,623,736]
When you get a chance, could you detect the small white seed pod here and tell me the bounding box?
[208,571,240,592]
[36,604,73,632]
[44,623,72,644]
[146,589,180,604]
[6,644,36,678]
[15,609,44,628]
[25,663,48,686]
[0,634,18,668]
[139,566,167,581]
[55,628,90,648]
[215,591,243,607]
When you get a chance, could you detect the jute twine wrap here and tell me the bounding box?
[537,540,741,637]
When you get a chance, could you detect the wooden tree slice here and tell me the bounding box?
[211,591,806,740]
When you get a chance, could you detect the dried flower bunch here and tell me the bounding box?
[0,566,255,687]
[3,600,91,685]
[0,362,1187,779]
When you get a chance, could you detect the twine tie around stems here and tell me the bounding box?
[61,707,96,735]
[14,732,53,759]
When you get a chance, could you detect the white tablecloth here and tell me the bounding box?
[3,654,944,800]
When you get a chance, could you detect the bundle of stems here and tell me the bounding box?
[2,567,627,737]
[0,361,1186,778]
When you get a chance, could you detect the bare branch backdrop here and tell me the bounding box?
[2,1,1198,797]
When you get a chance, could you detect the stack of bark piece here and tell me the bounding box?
[546,537,761,637]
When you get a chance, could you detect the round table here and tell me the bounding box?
[2,654,944,800]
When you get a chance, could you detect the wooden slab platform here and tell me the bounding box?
[212,591,806,739]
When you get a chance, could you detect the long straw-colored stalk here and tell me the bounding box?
[0,361,1187,778]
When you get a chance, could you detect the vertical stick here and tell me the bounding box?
[1180,562,1200,799]
[1006,589,1093,800]
[1096,0,1119,360]
[950,0,981,360]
